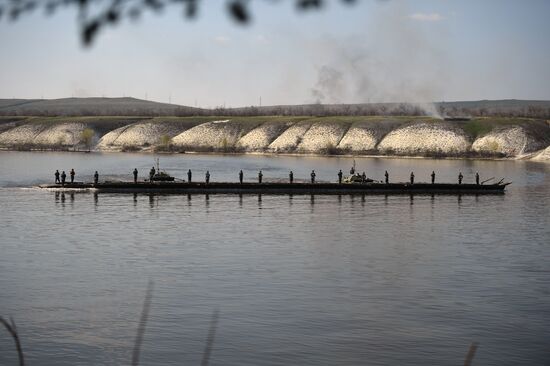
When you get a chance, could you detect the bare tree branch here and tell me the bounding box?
[0,316,25,366]
[0,0,357,46]
[200,308,220,366]
[464,342,479,366]
[131,280,154,366]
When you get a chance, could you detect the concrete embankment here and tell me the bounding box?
[1,116,549,160]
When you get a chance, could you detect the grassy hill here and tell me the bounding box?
[0,97,203,117]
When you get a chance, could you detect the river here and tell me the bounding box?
[0,151,549,366]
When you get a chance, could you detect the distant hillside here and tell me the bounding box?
[0,97,549,118]
[0,97,203,116]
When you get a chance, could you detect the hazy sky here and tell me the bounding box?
[1,0,550,107]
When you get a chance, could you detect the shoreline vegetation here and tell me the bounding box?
[0,98,549,160]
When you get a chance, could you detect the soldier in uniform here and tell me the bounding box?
[475,172,480,185]
[310,170,316,184]
[94,171,99,184]
[150,167,156,181]
[361,172,366,182]
[350,166,355,175]
[385,170,389,184]
[70,168,75,183]
[410,172,415,185]
[55,170,60,184]
[338,170,343,184]
[458,172,463,184]
[289,171,294,183]
[61,171,66,185]
[258,170,263,183]
[239,170,244,184]
[431,171,436,184]
[133,168,138,183]
[187,169,192,183]
[205,170,210,184]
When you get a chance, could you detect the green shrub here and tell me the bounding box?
[80,128,95,151]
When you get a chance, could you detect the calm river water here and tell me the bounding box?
[0,151,549,366]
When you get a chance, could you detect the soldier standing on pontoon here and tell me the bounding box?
[311,170,316,184]
[338,170,343,184]
[385,170,389,184]
[458,172,463,185]
[149,167,156,181]
[410,172,415,185]
[362,172,366,182]
[289,171,294,183]
[205,171,210,184]
[239,170,244,184]
[476,172,480,185]
[133,168,138,183]
[258,170,263,183]
[94,171,99,185]
[70,168,75,183]
[55,170,60,184]
[431,171,436,184]
[187,169,192,183]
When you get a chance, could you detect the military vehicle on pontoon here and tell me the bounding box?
[150,158,176,182]
[343,159,374,183]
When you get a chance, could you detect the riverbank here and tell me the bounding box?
[0,116,549,161]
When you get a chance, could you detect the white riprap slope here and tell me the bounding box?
[97,122,188,150]
[172,120,261,150]
[0,122,88,147]
[237,121,295,151]
[472,126,548,156]
[378,122,471,155]
[297,122,351,153]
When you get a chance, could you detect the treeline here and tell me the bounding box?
[1,99,550,118]
[206,103,429,117]
[208,103,550,118]
[438,104,550,119]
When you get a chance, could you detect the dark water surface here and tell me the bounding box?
[0,151,549,366]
